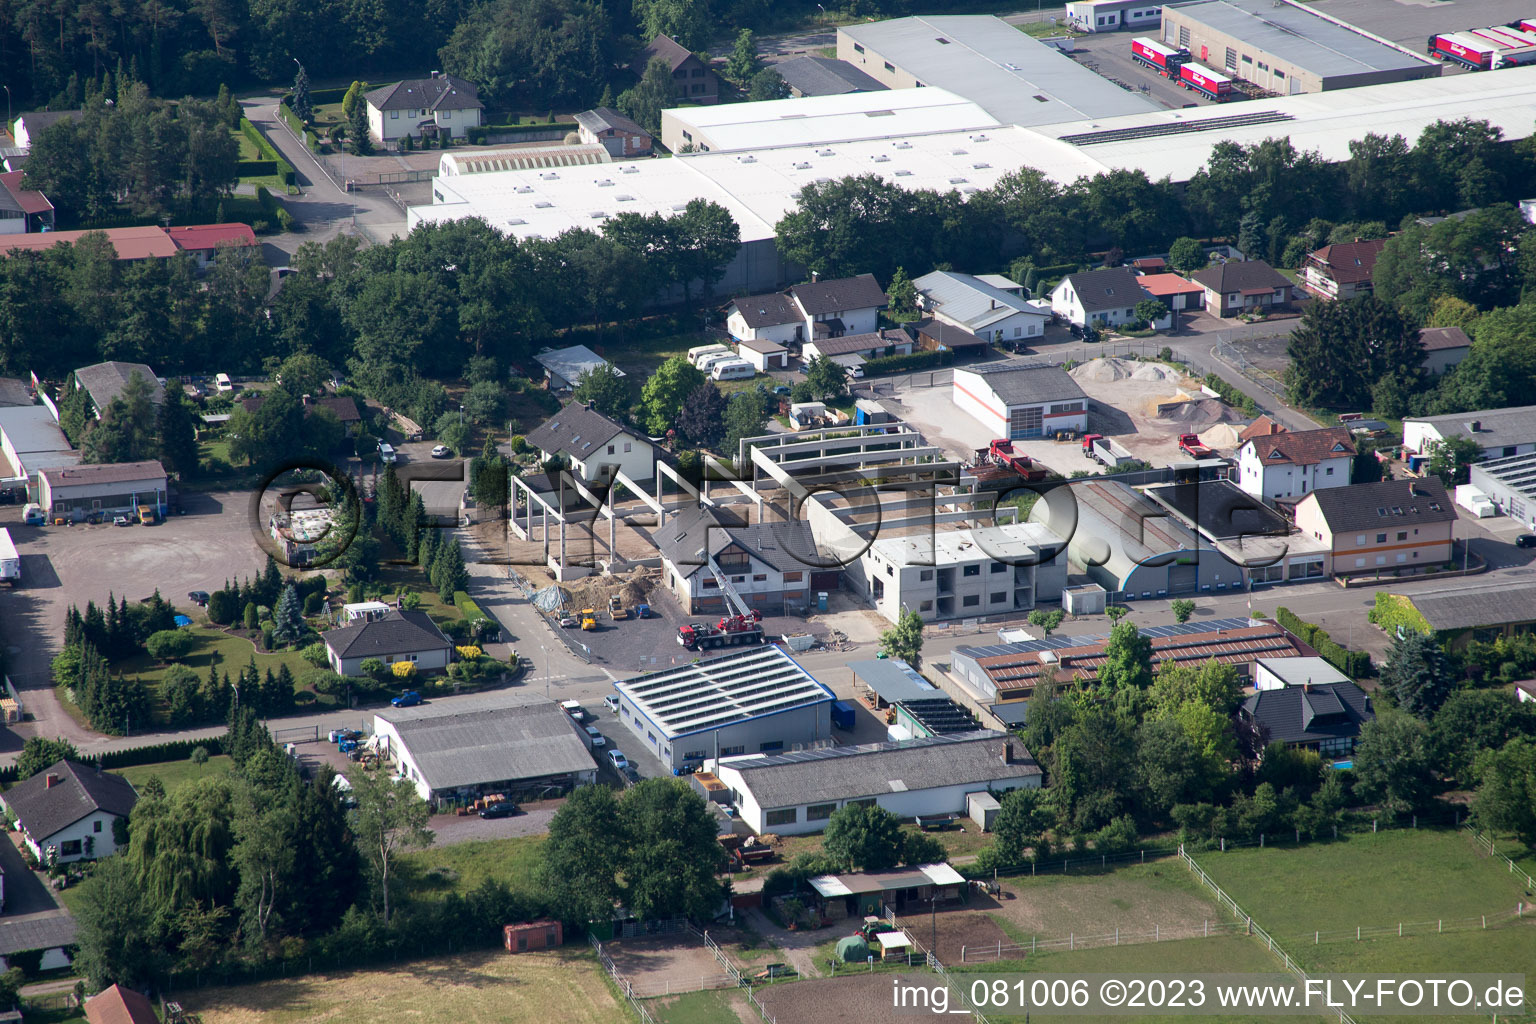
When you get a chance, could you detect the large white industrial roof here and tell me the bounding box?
[615,645,833,739]
[661,87,999,153]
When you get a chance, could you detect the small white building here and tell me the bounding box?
[524,403,656,484]
[914,270,1051,344]
[724,293,806,346]
[1050,267,1156,328]
[952,363,1087,440]
[364,73,483,144]
[786,274,888,339]
[849,523,1068,622]
[1403,405,1536,463]
[1065,0,1165,33]
[343,601,392,622]
[1252,656,1352,691]
[1419,327,1472,376]
[1235,427,1356,502]
[320,609,453,677]
[713,730,1041,836]
[0,759,137,864]
[373,692,598,803]
[735,336,791,371]
[269,507,334,566]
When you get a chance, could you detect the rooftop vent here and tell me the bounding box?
[894,141,913,150]
[894,169,913,177]
[970,133,990,143]
[506,218,526,225]
[515,185,534,194]
[595,178,614,187]
[538,172,559,180]
[870,153,890,162]
[936,36,951,43]
[589,211,606,219]
[817,148,835,157]
[534,201,553,208]
[1034,94,1050,102]
[949,177,968,185]
[621,165,639,174]
[736,154,757,163]
[792,161,812,170]
[972,162,991,169]
[617,194,635,202]
[950,148,968,155]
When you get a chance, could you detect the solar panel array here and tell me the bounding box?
[1477,452,1536,499]
[617,646,831,736]
[956,617,1256,661]
[1061,111,1294,147]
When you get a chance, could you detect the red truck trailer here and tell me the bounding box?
[677,614,766,650]
[1178,62,1233,101]
[1428,28,1536,68]
[1177,433,1215,459]
[1130,37,1187,77]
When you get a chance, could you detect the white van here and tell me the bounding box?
[378,443,397,464]
[688,344,732,368]
[214,373,234,393]
[711,359,756,382]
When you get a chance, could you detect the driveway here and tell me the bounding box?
[0,836,62,916]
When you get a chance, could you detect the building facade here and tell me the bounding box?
[657,507,835,616]
[952,363,1088,440]
[1065,0,1165,33]
[365,74,483,144]
[1403,406,1536,463]
[37,461,167,521]
[1050,267,1156,328]
[525,403,656,484]
[1302,238,1387,300]
[1236,427,1355,502]
[574,108,654,158]
[1191,260,1294,317]
[1292,478,1457,577]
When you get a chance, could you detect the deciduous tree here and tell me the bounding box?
[350,771,432,924]
[879,608,924,668]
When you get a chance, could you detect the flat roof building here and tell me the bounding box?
[1160,0,1439,94]
[1404,405,1536,463]
[38,460,166,522]
[837,16,1158,125]
[613,645,835,771]
[1470,453,1536,529]
[952,363,1087,440]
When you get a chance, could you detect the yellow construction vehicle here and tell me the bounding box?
[609,594,630,620]
[580,608,598,630]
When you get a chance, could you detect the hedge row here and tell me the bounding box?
[239,118,296,187]
[465,123,567,144]
[1201,372,1261,417]
[255,185,296,233]
[453,591,490,623]
[238,159,279,177]
[1368,592,1433,637]
[861,349,949,375]
[1276,606,1373,678]
[98,734,227,769]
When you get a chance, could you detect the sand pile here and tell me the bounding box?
[1199,423,1245,449]
[1158,398,1247,427]
[556,566,661,611]
[1069,357,1137,382]
[1131,363,1182,382]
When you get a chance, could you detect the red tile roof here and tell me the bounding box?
[1135,272,1204,298]
[84,984,160,1024]
[166,223,257,251]
[1,226,177,260]
[1242,426,1355,467]
[1305,239,1387,286]
[0,171,53,214]
[1239,415,1287,442]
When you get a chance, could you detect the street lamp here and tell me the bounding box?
[1,86,11,137]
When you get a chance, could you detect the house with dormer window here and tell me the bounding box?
[1236,426,1355,503]
[1293,477,1457,577]
[657,505,838,615]
[1048,267,1156,328]
[1303,238,1388,301]
[525,402,655,484]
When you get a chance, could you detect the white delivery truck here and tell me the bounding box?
[1454,483,1496,518]
[0,528,19,586]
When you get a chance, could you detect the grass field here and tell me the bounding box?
[178,949,620,1024]
[398,836,546,900]
[988,860,1224,939]
[116,754,233,793]
[1195,830,1530,938]
[112,626,325,721]
[650,987,745,1024]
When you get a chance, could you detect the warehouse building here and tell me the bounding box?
[1404,406,1536,464]
[837,16,1158,125]
[1160,0,1439,95]
[613,645,835,772]
[1469,453,1536,529]
[952,363,1087,440]
[38,461,166,522]
[1395,580,1536,648]
[0,405,79,498]
[712,730,1040,836]
[373,692,598,805]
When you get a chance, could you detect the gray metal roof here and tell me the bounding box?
[914,271,1047,331]
[849,658,941,703]
[1408,405,1536,454]
[574,107,650,138]
[524,402,634,462]
[959,363,1086,407]
[616,645,833,739]
[72,361,164,412]
[1032,480,1203,589]
[375,692,597,792]
[534,345,626,386]
[774,56,889,96]
[1406,580,1536,632]
[0,913,77,955]
[0,378,30,407]
[839,16,1156,126]
[0,405,70,454]
[1167,0,1433,79]
[1144,479,1291,541]
[722,730,1039,809]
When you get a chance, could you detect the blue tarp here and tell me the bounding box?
[174,614,193,628]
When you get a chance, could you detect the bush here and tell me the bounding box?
[861,350,948,375]
[302,670,347,696]
[207,589,236,625]
[240,118,296,185]
[303,591,326,616]
[261,624,275,651]
[456,645,483,660]
[360,658,385,681]
[145,629,194,662]
[391,661,416,679]
[301,642,330,668]
[509,435,529,455]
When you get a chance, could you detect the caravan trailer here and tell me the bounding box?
[710,359,756,381]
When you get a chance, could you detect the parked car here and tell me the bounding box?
[187,590,210,606]
[378,442,398,464]
[113,516,130,527]
[431,444,452,459]
[558,615,579,628]
[1517,534,1536,549]
[560,700,588,723]
[584,726,606,747]
[603,694,620,713]
[608,750,629,771]
[391,690,422,708]
[479,801,518,819]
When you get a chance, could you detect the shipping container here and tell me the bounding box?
[1178,61,1233,100]
[1131,36,1186,76]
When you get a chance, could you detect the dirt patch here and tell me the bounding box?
[606,935,734,992]
[921,907,1011,964]
[989,863,1223,939]
[756,974,915,1024]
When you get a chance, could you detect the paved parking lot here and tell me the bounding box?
[1288,0,1530,52]
[0,490,267,747]
[1069,34,1215,110]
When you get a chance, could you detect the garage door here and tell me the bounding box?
[1168,564,1197,593]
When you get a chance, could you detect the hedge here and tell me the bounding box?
[239,117,296,187]
[453,591,490,624]
[861,349,949,375]
[1275,606,1372,678]
[1368,592,1433,637]
[1201,372,1261,417]
[255,185,297,232]
[97,734,227,770]
[465,123,568,144]
[238,159,279,177]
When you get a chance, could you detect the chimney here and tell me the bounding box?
[1269,422,1281,434]
[1001,739,1015,764]
[1470,420,1481,433]
[431,70,441,79]
[44,773,59,789]
[810,270,819,283]
[1303,682,1313,693]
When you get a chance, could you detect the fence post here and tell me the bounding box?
[1373,819,1377,833]
[1260,833,1264,848]
[1070,933,1074,950]
[1221,838,1225,852]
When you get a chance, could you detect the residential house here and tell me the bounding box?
[71,361,165,418]
[712,731,1040,836]
[239,393,361,428]
[913,270,1051,344]
[952,363,1087,439]
[847,522,1067,623]
[1239,681,1374,758]
[773,55,888,97]
[1133,272,1205,313]
[633,34,721,106]
[1292,477,1457,577]
[1418,326,1472,375]
[1302,238,1388,300]
[787,273,888,340]
[534,344,626,391]
[38,461,167,522]
[320,609,453,676]
[1397,579,1536,649]
[364,73,483,144]
[1235,426,1355,502]
[725,292,805,347]
[373,692,597,803]
[10,111,80,152]
[1239,415,1287,443]
[525,402,655,484]
[0,171,54,234]
[1404,405,1536,463]
[0,760,137,863]
[1252,656,1351,691]
[657,504,835,615]
[84,985,160,1024]
[1516,680,1535,704]
[574,108,654,158]
[1049,267,1157,328]
[1191,260,1294,318]
[0,224,241,262]
[165,222,258,269]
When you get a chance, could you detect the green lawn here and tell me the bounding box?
[397,836,547,900]
[116,625,317,692]
[649,988,740,1024]
[116,754,233,793]
[1195,830,1531,940]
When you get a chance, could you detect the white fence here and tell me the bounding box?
[1466,823,1536,891]
[589,934,661,1024]
[959,921,1247,962]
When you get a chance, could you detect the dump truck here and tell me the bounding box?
[1130,36,1187,77]
[1082,433,1136,469]
[1178,433,1215,459]
[580,608,598,631]
[1179,61,1233,101]
[608,594,630,620]
[976,439,1049,482]
[0,528,19,587]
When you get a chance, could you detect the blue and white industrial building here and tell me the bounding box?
[611,645,835,772]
